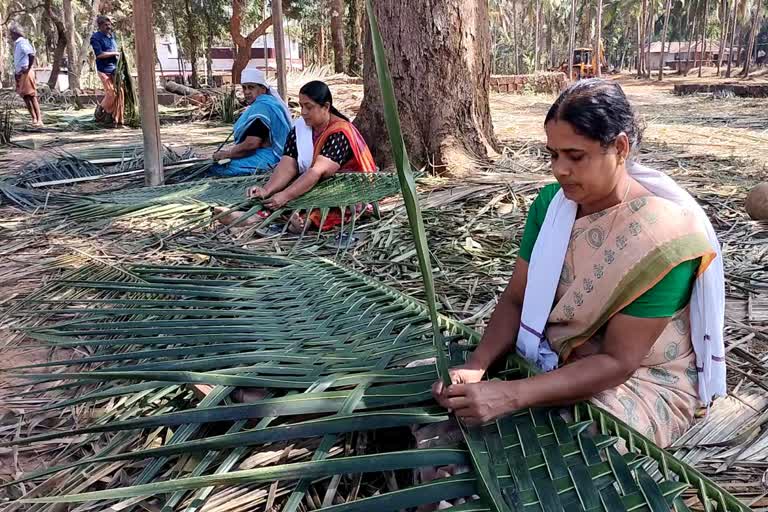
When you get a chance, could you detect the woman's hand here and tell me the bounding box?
[247,186,269,199]
[213,150,228,161]
[437,379,524,426]
[263,192,289,210]
[432,365,486,399]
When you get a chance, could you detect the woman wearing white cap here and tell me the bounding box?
[211,69,292,176]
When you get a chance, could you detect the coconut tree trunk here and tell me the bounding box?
[716,0,730,74]
[355,0,498,173]
[317,23,326,64]
[512,0,520,74]
[645,0,655,78]
[569,0,577,79]
[741,0,762,76]
[684,1,698,74]
[698,0,709,77]
[547,7,554,68]
[594,0,603,77]
[330,0,345,73]
[534,0,542,71]
[726,0,739,77]
[636,12,643,75]
[204,8,215,85]
[183,0,201,88]
[63,0,80,92]
[638,0,648,76]
[230,0,273,83]
[658,0,672,79]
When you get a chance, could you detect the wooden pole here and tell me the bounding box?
[272,0,287,99]
[133,0,164,185]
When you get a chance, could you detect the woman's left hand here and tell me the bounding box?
[264,192,289,210]
[213,150,228,161]
[439,380,524,426]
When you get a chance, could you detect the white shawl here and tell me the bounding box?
[294,117,314,175]
[517,162,726,405]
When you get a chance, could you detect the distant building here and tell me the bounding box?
[156,34,303,84]
[645,41,735,71]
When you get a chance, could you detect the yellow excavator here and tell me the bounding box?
[560,43,609,80]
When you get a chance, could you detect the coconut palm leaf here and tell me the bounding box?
[114,48,139,128]
[0,145,204,209]
[28,172,402,248]
[0,253,748,512]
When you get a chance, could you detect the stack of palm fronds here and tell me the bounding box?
[0,145,204,209]
[0,251,748,511]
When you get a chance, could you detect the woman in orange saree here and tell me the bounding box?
[219,80,376,233]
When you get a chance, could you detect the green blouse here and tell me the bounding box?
[519,183,700,318]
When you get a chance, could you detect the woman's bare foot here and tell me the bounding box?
[213,207,260,226]
[287,212,306,234]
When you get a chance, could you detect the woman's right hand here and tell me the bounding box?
[432,364,486,405]
[247,186,269,199]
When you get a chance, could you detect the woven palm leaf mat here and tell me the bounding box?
[0,250,749,511]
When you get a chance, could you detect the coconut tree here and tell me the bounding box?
[741,0,764,75]
[658,0,674,79]
[595,0,604,76]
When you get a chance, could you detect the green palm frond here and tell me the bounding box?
[0,145,203,209]
[114,48,140,128]
[30,172,402,246]
[0,253,747,511]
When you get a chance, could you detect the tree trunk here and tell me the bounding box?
[205,8,215,85]
[45,1,68,90]
[716,0,730,74]
[534,0,542,71]
[726,0,739,77]
[684,2,697,74]
[658,0,672,79]
[645,0,655,78]
[512,0,520,74]
[638,0,647,76]
[63,0,80,92]
[183,0,200,88]
[77,0,101,79]
[594,0,603,77]
[568,0,577,79]
[346,0,363,74]
[547,8,554,68]
[317,23,326,65]
[330,0,345,73]
[171,10,186,84]
[636,13,643,75]
[698,0,709,77]
[741,0,762,76]
[230,0,273,83]
[735,22,745,65]
[355,0,498,174]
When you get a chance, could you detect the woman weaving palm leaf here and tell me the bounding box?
[433,80,726,448]
[218,80,377,233]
